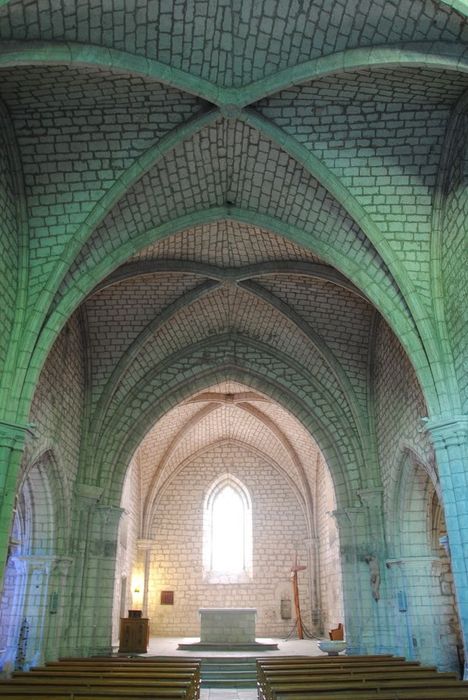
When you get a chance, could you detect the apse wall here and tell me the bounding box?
[148,442,311,638]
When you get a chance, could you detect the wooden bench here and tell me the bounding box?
[256,657,435,699]
[0,691,187,699]
[15,670,198,681]
[262,678,467,699]
[256,655,468,700]
[272,692,468,700]
[0,656,201,699]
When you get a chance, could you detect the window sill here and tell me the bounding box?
[203,570,253,584]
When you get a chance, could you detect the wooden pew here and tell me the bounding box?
[260,668,453,681]
[257,655,399,662]
[0,678,195,689]
[256,656,429,699]
[259,676,465,700]
[257,655,468,700]
[272,692,468,700]
[14,669,198,681]
[261,677,467,700]
[0,656,201,699]
[0,690,187,699]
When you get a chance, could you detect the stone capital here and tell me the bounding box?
[96,504,124,528]
[17,554,59,576]
[357,487,383,510]
[385,555,441,574]
[331,506,363,529]
[422,414,468,450]
[52,556,74,576]
[75,483,103,507]
[137,538,157,551]
[0,419,35,450]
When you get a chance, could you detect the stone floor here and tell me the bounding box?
[145,636,324,657]
[140,636,325,697]
[200,690,256,699]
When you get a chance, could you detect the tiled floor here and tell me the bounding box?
[200,691,257,699]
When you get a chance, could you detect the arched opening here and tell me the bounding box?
[113,380,344,641]
[387,453,463,671]
[203,474,253,583]
[0,3,466,673]
[0,451,66,670]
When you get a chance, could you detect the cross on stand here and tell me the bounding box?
[285,552,317,640]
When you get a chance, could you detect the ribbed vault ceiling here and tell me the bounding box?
[1,0,465,510]
[134,381,321,535]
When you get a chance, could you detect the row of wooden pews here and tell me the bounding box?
[0,655,201,699]
[256,654,468,699]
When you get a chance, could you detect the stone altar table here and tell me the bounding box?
[199,607,257,644]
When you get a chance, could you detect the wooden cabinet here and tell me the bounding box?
[118,617,149,653]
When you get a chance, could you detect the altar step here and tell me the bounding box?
[201,657,257,688]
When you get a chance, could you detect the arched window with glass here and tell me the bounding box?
[203,474,253,583]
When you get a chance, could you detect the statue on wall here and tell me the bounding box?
[364,555,380,601]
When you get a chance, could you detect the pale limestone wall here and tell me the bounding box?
[316,455,344,634]
[147,442,311,638]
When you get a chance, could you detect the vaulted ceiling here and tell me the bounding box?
[1,0,466,511]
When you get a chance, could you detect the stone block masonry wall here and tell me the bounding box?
[0,106,18,371]
[372,318,463,670]
[316,455,344,633]
[442,114,468,413]
[0,314,86,668]
[257,68,462,305]
[373,318,435,531]
[23,312,86,497]
[148,443,311,638]
[0,0,465,89]
[0,65,200,303]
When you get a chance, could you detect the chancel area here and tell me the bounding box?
[0,0,467,689]
[113,386,343,646]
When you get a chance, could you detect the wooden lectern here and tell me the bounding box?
[118,617,149,653]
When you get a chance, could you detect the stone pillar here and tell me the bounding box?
[0,421,33,585]
[333,495,389,655]
[66,484,123,657]
[135,539,156,618]
[86,504,124,655]
[0,555,28,671]
[332,506,365,653]
[17,555,55,669]
[43,557,73,662]
[386,556,457,669]
[357,487,393,653]
[304,536,321,631]
[424,415,468,675]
